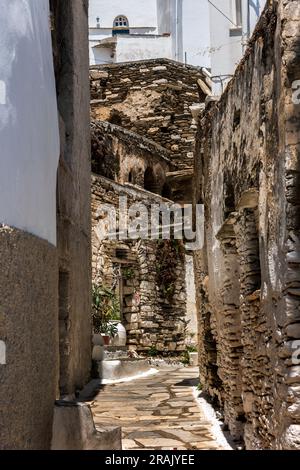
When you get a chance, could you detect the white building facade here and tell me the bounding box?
[209,0,267,94]
[89,0,211,68]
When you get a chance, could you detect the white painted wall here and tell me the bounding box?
[209,0,243,94]
[116,36,172,63]
[157,0,172,35]
[89,0,158,29]
[210,0,266,95]
[157,0,211,67]
[90,43,114,65]
[0,0,60,245]
[90,35,172,66]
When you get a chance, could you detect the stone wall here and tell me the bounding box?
[0,1,60,450]
[0,0,92,450]
[194,0,300,449]
[90,58,210,170]
[92,174,187,355]
[51,0,92,396]
[90,59,203,355]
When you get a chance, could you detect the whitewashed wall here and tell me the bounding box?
[210,0,266,94]
[157,0,182,62]
[90,44,114,66]
[0,0,59,245]
[89,0,212,68]
[245,0,266,33]
[89,0,158,29]
[182,0,211,68]
[185,255,198,341]
[157,0,172,35]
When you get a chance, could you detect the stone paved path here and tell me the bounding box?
[91,366,225,450]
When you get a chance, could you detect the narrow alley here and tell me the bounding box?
[90,367,227,451]
[1,0,300,455]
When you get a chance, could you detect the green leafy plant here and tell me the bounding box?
[92,284,120,336]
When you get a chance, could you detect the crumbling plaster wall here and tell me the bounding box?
[194,0,300,449]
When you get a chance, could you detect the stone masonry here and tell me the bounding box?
[92,175,187,355]
[90,58,210,171]
[0,0,91,450]
[90,58,210,355]
[90,58,211,206]
[91,119,172,192]
[194,0,300,449]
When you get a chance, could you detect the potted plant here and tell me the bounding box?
[92,284,119,346]
[100,322,118,346]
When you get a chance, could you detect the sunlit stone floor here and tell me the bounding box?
[90,366,226,450]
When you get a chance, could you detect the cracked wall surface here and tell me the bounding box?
[194,0,300,449]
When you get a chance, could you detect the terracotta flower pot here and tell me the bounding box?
[101,334,110,346]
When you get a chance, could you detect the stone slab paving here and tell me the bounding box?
[90,366,225,450]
